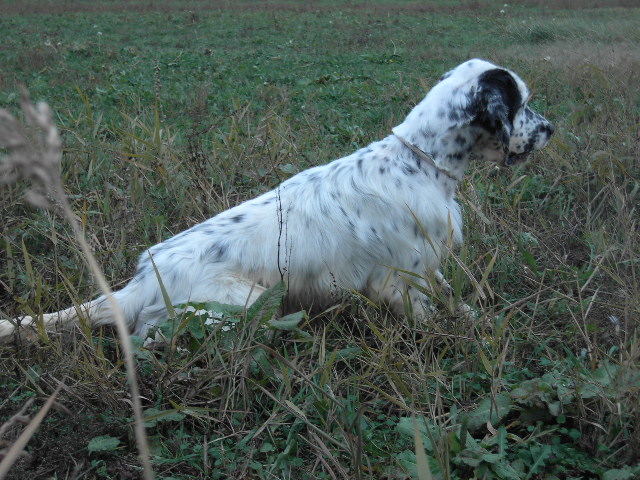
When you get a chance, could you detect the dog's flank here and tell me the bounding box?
[0,59,554,341]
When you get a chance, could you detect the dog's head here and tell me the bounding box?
[439,59,555,166]
[395,59,554,172]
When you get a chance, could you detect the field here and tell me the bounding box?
[0,0,639,478]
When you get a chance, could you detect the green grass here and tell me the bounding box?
[1,1,639,478]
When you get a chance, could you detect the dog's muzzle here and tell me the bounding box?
[503,152,530,167]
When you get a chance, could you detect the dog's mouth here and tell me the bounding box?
[502,152,530,167]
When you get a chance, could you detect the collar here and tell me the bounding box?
[394,134,460,181]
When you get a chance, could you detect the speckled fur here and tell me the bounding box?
[0,59,554,340]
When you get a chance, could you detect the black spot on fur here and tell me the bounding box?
[454,135,467,146]
[203,242,228,262]
[231,214,244,223]
[401,163,418,175]
[135,261,150,276]
[423,129,435,139]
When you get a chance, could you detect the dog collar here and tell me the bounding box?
[394,134,460,181]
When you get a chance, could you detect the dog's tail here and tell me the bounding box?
[0,279,148,343]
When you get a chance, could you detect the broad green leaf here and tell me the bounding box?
[602,465,640,480]
[464,392,511,432]
[397,416,437,451]
[268,310,306,330]
[87,435,120,452]
[246,281,286,324]
[493,461,523,480]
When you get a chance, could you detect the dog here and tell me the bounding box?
[0,59,554,341]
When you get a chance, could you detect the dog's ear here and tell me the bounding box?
[473,68,522,152]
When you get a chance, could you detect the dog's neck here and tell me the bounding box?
[392,89,487,181]
[393,134,460,181]
[392,120,477,182]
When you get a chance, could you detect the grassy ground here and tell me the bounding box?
[0,1,639,478]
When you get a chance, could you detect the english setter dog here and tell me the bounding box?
[0,59,554,341]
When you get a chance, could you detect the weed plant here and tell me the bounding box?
[0,1,638,479]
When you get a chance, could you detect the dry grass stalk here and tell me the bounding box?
[0,387,60,478]
[0,88,154,480]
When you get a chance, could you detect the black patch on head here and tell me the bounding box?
[471,68,523,152]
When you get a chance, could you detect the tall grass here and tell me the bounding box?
[0,2,638,479]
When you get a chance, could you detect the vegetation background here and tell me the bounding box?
[0,0,638,478]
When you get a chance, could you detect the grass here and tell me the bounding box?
[0,0,639,478]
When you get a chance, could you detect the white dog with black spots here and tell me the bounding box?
[0,59,554,341]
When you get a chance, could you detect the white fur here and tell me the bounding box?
[0,59,554,340]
